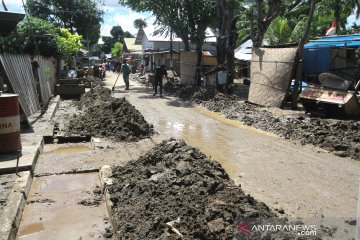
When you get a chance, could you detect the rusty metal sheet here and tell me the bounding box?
[248,47,298,107]
[300,85,355,104]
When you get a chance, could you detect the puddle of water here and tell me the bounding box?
[17,173,110,240]
[18,223,44,237]
[196,106,279,138]
[43,145,92,155]
[141,104,281,180]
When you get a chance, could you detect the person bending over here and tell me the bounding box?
[153,65,168,97]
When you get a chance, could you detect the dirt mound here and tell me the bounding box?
[165,84,360,160]
[109,138,319,239]
[64,86,154,141]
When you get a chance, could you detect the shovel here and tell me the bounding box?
[112,72,121,91]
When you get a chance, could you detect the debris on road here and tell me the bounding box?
[164,84,360,160]
[108,138,302,239]
[64,86,154,141]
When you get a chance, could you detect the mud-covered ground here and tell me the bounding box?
[108,138,330,239]
[63,86,154,141]
[164,83,360,160]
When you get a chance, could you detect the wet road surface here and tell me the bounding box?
[17,172,111,240]
[106,71,360,238]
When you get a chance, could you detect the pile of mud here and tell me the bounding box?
[83,76,104,88]
[108,138,319,239]
[165,84,360,160]
[64,86,154,141]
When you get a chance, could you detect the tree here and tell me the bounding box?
[134,18,147,29]
[119,0,217,85]
[111,42,123,57]
[0,16,58,56]
[100,25,134,53]
[55,28,82,57]
[110,25,134,42]
[101,36,114,54]
[261,0,360,45]
[292,0,316,109]
[216,0,240,85]
[0,16,82,57]
[246,0,283,47]
[25,0,103,44]
[265,16,292,45]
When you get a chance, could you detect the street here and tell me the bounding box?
[105,71,360,238]
[14,71,360,239]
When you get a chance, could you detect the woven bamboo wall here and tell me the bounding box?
[248,47,298,107]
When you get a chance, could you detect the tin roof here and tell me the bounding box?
[234,39,252,61]
[135,26,216,44]
[0,11,25,37]
[304,34,360,49]
[124,38,142,52]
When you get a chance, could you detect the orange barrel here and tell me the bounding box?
[0,93,22,153]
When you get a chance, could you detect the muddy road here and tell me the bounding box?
[105,71,360,238]
[16,71,360,239]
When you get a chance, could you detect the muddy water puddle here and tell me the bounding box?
[43,144,93,155]
[17,173,112,240]
[137,103,282,179]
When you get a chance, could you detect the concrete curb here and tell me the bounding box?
[0,95,60,240]
[47,95,60,121]
[99,165,119,239]
[0,172,32,240]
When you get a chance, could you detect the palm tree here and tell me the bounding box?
[133,19,147,29]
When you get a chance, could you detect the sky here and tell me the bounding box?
[4,0,153,43]
[3,0,360,43]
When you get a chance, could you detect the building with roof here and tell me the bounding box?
[134,26,217,55]
[123,38,142,53]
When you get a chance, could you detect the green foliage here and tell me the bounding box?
[119,0,216,50]
[110,25,134,41]
[134,18,147,29]
[55,28,83,56]
[101,36,114,54]
[265,16,293,45]
[26,0,103,44]
[249,0,360,46]
[100,25,133,53]
[0,17,83,57]
[111,42,123,57]
[0,16,58,56]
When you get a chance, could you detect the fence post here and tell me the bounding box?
[356,178,360,240]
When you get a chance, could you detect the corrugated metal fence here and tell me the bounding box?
[0,53,56,117]
[35,55,56,104]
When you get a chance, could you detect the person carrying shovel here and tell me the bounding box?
[121,59,132,90]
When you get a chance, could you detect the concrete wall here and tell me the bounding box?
[141,35,154,52]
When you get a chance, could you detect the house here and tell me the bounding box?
[134,26,217,72]
[123,38,142,53]
[234,39,252,79]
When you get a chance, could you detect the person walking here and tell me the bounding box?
[153,65,168,97]
[121,59,132,90]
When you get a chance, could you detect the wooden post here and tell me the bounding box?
[16,150,20,176]
[356,178,360,240]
